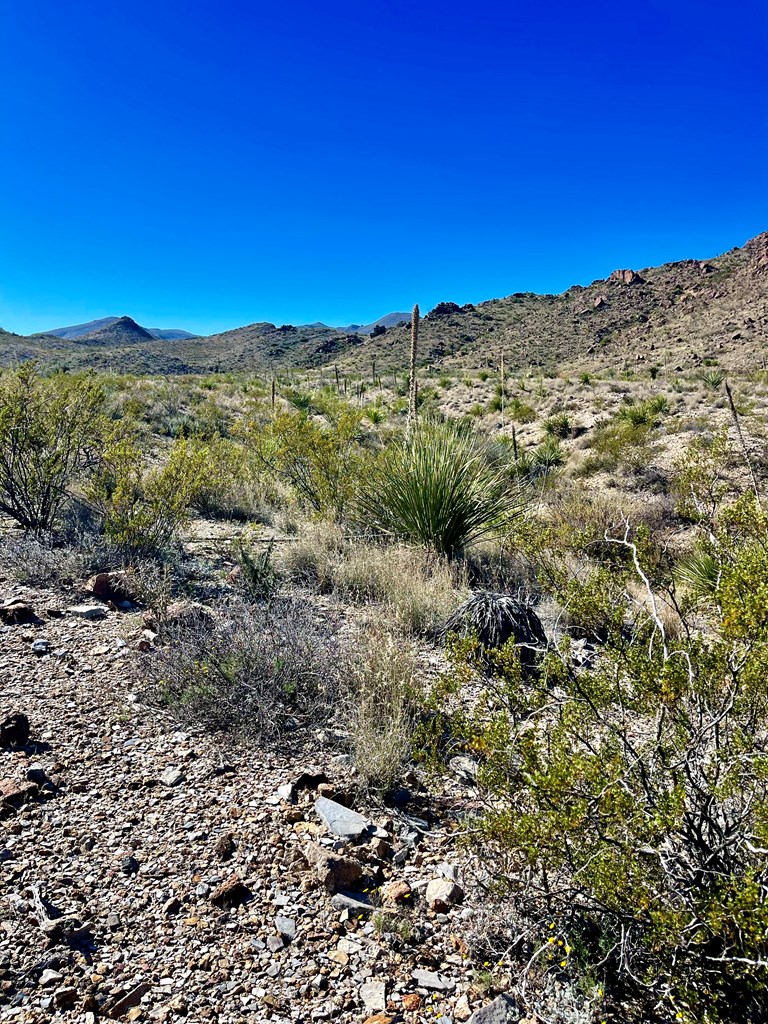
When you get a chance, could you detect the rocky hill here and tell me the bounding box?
[44,318,199,342]
[2,232,766,376]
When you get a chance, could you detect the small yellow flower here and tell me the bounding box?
[560,960,567,968]
[549,922,555,929]
[558,940,563,946]
[548,937,555,944]
[565,945,571,954]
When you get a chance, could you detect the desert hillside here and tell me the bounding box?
[2,232,765,377]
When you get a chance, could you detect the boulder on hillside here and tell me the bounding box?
[609,268,644,285]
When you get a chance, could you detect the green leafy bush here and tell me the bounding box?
[88,432,206,554]
[543,412,571,438]
[422,497,768,1022]
[0,363,105,531]
[248,405,367,520]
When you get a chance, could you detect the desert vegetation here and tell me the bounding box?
[3,344,768,1024]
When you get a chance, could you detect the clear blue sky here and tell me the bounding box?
[1,0,766,336]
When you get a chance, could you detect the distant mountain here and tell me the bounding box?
[45,316,198,341]
[46,316,121,339]
[74,316,155,345]
[146,328,200,340]
[344,312,410,335]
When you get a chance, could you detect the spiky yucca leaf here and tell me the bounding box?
[356,420,526,557]
[675,547,721,600]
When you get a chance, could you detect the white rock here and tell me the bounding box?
[360,980,386,1011]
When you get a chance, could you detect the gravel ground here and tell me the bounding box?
[0,579,504,1024]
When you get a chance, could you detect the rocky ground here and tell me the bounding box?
[0,578,517,1024]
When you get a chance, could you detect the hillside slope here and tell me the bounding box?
[2,232,765,376]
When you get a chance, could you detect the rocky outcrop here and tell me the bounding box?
[609,268,644,285]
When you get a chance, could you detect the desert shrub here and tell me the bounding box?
[234,535,280,599]
[248,405,368,520]
[578,395,670,476]
[88,432,206,555]
[356,420,526,557]
[421,497,768,1023]
[543,412,571,438]
[187,436,261,521]
[350,629,418,794]
[0,364,105,532]
[0,533,88,587]
[141,597,342,740]
[616,394,669,427]
[508,397,537,423]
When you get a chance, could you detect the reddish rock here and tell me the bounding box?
[85,571,133,603]
[210,874,251,909]
[0,777,38,806]
[303,842,363,892]
[382,880,412,905]
[214,832,236,862]
[609,268,644,285]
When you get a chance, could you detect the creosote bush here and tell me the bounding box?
[0,363,105,532]
[420,493,768,1023]
[88,432,207,555]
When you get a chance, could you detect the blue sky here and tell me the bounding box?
[1,0,766,336]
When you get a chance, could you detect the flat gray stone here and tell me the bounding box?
[467,994,518,1024]
[38,970,63,987]
[68,604,107,620]
[160,767,184,787]
[314,796,371,839]
[412,969,455,992]
[330,893,374,913]
[275,915,296,941]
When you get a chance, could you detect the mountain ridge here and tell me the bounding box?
[1,231,765,376]
[43,316,199,341]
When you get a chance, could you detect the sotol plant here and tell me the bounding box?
[357,419,526,557]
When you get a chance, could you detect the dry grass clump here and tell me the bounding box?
[349,628,419,795]
[333,542,469,634]
[278,519,469,633]
[278,520,348,591]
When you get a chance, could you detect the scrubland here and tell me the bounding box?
[3,354,768,1024]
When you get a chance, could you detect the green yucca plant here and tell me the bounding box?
[617,394,669,427]
[701,369,725,391]
[674,546,721,600]
[356,420,526,557]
